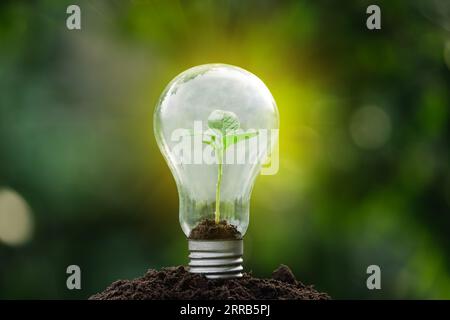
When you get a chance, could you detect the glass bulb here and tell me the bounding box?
[154,64,279,278]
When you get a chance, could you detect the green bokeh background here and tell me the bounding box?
[0,0,449,299]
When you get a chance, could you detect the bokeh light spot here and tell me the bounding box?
[350,105,391,150]
[0,188,33,246]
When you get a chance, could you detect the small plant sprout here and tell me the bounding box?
[203,110,258,224]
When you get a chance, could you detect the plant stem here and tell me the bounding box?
[215,147,223,224]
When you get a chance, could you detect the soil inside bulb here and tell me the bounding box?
[189,219,242,240]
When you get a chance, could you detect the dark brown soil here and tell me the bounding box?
[189,219,242,240]
[90,264,330,300]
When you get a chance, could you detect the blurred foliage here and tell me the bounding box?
[0,0,449,299]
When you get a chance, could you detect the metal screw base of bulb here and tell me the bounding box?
[188,239,243,279]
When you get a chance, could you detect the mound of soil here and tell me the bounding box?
[189,219,242,240]
[90,265,329,300]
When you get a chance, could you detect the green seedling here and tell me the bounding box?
[203,110,258,224]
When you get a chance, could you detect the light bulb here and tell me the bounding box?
[154,64,279,278]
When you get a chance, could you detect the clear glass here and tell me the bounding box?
[154,64,279,238]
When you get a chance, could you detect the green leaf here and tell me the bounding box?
[202,129,222,149]
[223,130,259,149]
[208,110,240,134]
